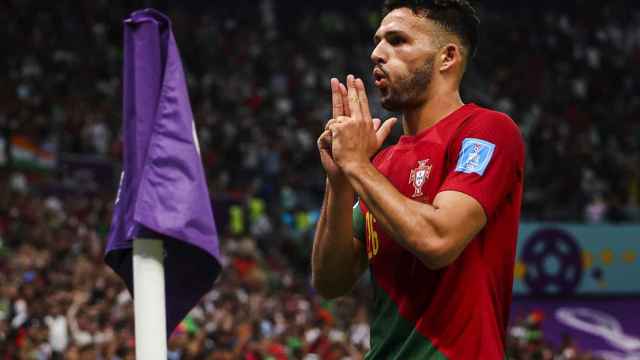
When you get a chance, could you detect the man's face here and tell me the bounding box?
[371,8,441,111]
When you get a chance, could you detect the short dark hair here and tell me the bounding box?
[382,0,480,59]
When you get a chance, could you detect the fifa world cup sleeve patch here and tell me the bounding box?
[454,138,496,176]
[352,200,365,242]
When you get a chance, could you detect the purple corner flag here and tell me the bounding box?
[105,8,221,336]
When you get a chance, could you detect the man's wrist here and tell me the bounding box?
[327,173,352,193]
[341,159,370,180]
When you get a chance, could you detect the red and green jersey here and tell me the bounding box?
[353,103,525,359]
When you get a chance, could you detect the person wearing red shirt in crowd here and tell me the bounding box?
[312,1,525,359]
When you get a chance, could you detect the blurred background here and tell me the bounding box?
[1,0,639,359]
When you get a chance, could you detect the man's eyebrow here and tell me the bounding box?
[373,30,408,44]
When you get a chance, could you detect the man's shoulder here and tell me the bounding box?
[459,104,524,149]
[467,105,520,133]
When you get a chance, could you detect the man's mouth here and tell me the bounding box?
[373,67,388,88]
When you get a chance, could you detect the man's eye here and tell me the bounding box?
[388,36,404,45]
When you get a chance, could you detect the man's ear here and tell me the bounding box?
[439,43,462,72]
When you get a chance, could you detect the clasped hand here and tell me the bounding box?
[317,74,397,180]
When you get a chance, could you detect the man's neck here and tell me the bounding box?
[402,90,465,136]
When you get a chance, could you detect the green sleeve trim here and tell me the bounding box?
[352,200,365,242]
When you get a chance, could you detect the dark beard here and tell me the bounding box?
[380,56,434,112]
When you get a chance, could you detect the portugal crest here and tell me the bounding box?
[409,159,432,198]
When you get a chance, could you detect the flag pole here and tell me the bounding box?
[133,238,167,358]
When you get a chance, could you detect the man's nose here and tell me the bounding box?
[371,43,387,65]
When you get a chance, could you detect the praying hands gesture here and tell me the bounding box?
[312,74,397,298]
[317,74,397,183]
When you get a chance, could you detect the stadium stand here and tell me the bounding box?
[0,0,638,358]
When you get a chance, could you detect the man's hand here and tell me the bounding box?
[318,78,350,186]
[328,75,397,173]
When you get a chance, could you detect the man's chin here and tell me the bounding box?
[380,96,401,112]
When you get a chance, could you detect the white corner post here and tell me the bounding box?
[133,238,167,359]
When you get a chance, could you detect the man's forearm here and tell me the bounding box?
[311,178,361,297]
[343,162,446,268]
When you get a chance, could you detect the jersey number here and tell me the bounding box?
[366,212,379,259]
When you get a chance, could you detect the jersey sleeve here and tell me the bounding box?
[438,111,524,219]
[352,200,365,242]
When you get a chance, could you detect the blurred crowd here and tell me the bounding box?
[1,0,639,358]
[0,171,372,359]
[3,0,640,223]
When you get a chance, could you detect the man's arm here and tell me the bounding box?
[329,76,486,270]
[343,162,486,270]
[311,78,368,299]
[311,77,397,298]
[311,178,368,299]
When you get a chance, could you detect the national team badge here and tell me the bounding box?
[409,159,432,198]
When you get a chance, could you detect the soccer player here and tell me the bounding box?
[312,1,525,359]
